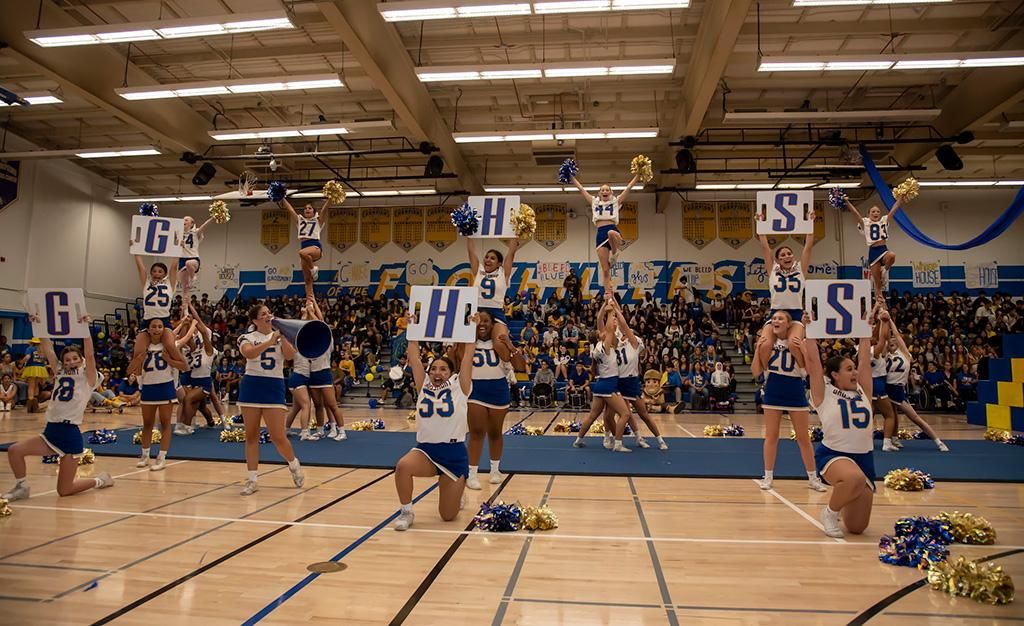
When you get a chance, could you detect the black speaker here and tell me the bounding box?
[192,162,217,186]
[935,145,963,171]
[675,149,696,174]
[424,155,444,177]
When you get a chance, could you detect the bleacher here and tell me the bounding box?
[966,334,1024,431]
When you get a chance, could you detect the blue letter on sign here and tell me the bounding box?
[425,290,461,339]
[825,282,853,335]
[480,198,506,236]
[146,218,170,254]
[772,194,797,232]
[45,291,70,336]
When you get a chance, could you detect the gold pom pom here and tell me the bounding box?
[219,429,246,442]
[407,411,417,421]
[893,177,920,203]
[350,420,375,431]
[630,154,653,184]
[78,448,95,466]
[525,425,544,436]
[934,511,997,545]
[587,421,605,435]
[928,557,1015,605]
[897,428,914,440]
[511,203,536,239]
[985,428,1010,443]
[208,200,231,224]
[0,497,11,517]
[884,468,925,491]
[522,505,559,531]
[323,180,347,204]
[553,419,573,433]
[703,424,724,437]
[132,429,162,445]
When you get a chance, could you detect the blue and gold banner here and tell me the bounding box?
[260,208,290,254]
[533,203,567,250]
[392,206,424,251]
[682,201,716,249]
[359,207,391,252]
[716,201,753,249]
[618,201,638,248]
[327,207,358,252]
[425,205,457,251]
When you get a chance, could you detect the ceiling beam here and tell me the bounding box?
[315,0,481,193]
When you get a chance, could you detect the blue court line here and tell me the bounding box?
[628,476,680,626]
[492,475,556,626]
[242,483,439,625]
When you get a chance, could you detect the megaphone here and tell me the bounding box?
[271,318,332,359]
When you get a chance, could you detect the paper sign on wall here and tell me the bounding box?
[337,261,371,287]
[755,191,814,235]
[26,288,90,338]
[407,286,478,343]
[805,279,872,339]
[911,260,942,289]
[130,216,184,257]
[965,262,998,290]
[467,196,517,238]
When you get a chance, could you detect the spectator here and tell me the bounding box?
[521,320,537,346]
[662,363,685,407]
[553,345,571,381]
[955,364,977,404]
[561,321,580,354]
[566,361,591,407]
[381,355,415,407]
[0,373,15,411]
[691,362,710,410]
[533,360,555,387]
[710,362,731,405]
[923,362,952,410]
[116,374,141,406]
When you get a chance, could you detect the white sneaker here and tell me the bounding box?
[324,425,335,438]
[489,471,505,484]
[289,464,305,488]
[150,458,167,472]
[572,438,585,448]
[658,440,669,451]
[136,456,150,468]
[240,479,259,496]
[757,478,773,490]
[882,441,900,452]
[821,506,845,538]
[300,430,321,441]
[311,266,319,281]
[173,424,186,435]
[808,476,828,492]
[2,483,30,501]
[602,433,613,450]
[332,429,347,441]
[394,509,415,531]
[95,472,114,489]
[613,441,632,453]
[937,441,950,452]
[466,475,481,490]
[892,439,903,449]
[635,437,650,449]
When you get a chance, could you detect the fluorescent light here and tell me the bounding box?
[398,189,437,195]
[114,195,215,203]
[995,181,1024,186]
[76,146,160,159]
[209,120,390,141]
[0,92,64,107]
[299,126,351,136]
[118,74,343,101]
[417,59,673,82]
[612,0,688,7]
[480,69,543,79]
[508,133,555,141]
[724,109,940,123]
[456,4,533,17]
[961,56,1024,68]
[534,1,611,13]
[359,189,437,196]
[761,52,1024,72]
[176,195,214,201]
[379,0,687,20]
[605,130,658,138]
[456,128,657,143]
[174,86,230,97]
[120,90,177,101]
[544,66,609,78]
[795,0,952,5]
[736,183,776,189]
[817,182,861,188]
[454,135,506,144]
[892,59,960,70]
[227,82,287,94]
[758,61,825,72]
[696,184,737,190]
[285,78,344,90]
[380,7,458,21]
[209,132,259,141]
[609,64,674,75]
[918,181,997,187]
[824,60,894,71]
[554,132,607,140]
[778,183,816,189]
[418,71,481,82]
[27,11,293,47]
[256,130,302,139]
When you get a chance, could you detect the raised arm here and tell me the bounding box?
[189,306,215,355]
[758,234,773,270]
[613,303,640,349]
[800,215,815,269]
[82,333,97,388]
[316,199,330,224]
[405,320,425,388]
[459,338,475,396]
[888,317,910,356]
[279,198,300,221]
[616,174,641,203]
[857,336,873,393]
[176,321,199,349]
[843,199,864,222]
[466,237,480,275]
[503,238,521,279]
[872,310,891,359]
[194,217,215,235]
[37,336,59,372]
[571,176,594,204]
[751,331,772,379]
[885,197,903,220]
[134,253,148,288]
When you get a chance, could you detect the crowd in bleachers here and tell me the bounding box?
[0,288,1019,414]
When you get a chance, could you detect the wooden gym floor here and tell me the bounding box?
[1,406,1021,625]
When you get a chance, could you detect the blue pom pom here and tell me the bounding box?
[42,454,59,464]
[1007,434,1024,446]
[232,414,244,424]
[88,428,118,444]
[828,187,848,210]
[723,424,744,437]
[368,398,379,409]
[505,423,527,436]
[450,202,479,236]
[258,428,271,444]
[557,158,578,184]
[907,468,935,489]
[568,420,581,433]
[373,418,385,430]
[138,202,159,217]
[623,423,633,436]
[810,426,824,442]
[912,429,928,440]
[878,533,949,568]
[267,181,288,203]
[474,501,523,532]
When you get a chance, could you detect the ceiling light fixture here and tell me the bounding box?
[794,0,952,5]
[0,146,160,160]
[759,52,1024,72]
[454,128,658,143]
[117,74,343,101]
[379,0,688,22]
[0,92,63,107]
[416,59,674,82]
[208,120,394,141]
[26,11,294,47]
[113,195,215,203]
[723,109,941,123]
[483,185,630,192]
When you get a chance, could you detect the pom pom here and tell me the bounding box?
[934,511,997,545]
[450,202,479,236]
[208,200,231,224]
[587,420,605,435]
[521,505,559,531]
[895,515,954,545]
[557,158,578,184]
[703,424,724,437]
[42,454,58,464]
[879,533,950,569]
[88,429,118,445]
[927,557,1015,605]
[219,429,246,442]
[1007,434,1024,447]
[323,180,347,204]
[258,428,271,444]
[267,181,288,203]
[873,428,884,440]
[553,419,574,433]
[723,424,745,437]
[630,154,653,184]
[407,411,417,421]
[810,426,824,442]
[897,428,914,440]
[525,425,543,436]
[624,423,633,436]
[506,423,542,436]
[828,187,848,210]
[133,429,162,445]
[893,177,920,203]
[512,203,536,239]
[232,414,244,424]
[365,373,375,382]
[78,449,95,466]
[368,398,379,409]
[138,202,159,217]
[350,420,376,431]
[373,419,385,430]
[912,429,929,440]
[0,497,11,518]
[884,468,934,491]
[985,428,1010,443]
[474,501,523,532]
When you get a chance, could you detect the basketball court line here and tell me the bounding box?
[628,476,680,626]
[492,475,556,625]
[753,478,845,542]
[675,424,697,437]
[23,460,190,499]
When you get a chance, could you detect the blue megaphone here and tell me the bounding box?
[271,318,332,359]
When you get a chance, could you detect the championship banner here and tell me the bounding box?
[214,264,240,290]
[717,201,753,249]
[327,207,358,252]
[392,206,424,251]
[260,209,290,254]
[425,205,457,251]
[264,264,293,291]
[813,201,826,242]
[618,201,638,248]
[536,261,570,288]
[0,159,19,213]
[360,207,391,252]
[682,201,716,249]
[911,260,942,289]
[965,262,999,290]
[533,203,567,250]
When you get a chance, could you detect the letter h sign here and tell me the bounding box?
[407,286,478,343]
[467,196,517,238]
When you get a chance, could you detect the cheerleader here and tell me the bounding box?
[178,215,215,309]
[19,337,49,413]
[570,172,640,294]
[573,298,636,453]
[752,311,827,492]
[467,237,521,349]
[757,218,814,344]
[2,332,114,501]
[178,309,225,432]
[279,197,329,299]
[451,310,512,490]
[128,252,188,377]
[392,316,476,531]
[609,299,667,450]
[283,300,319,441]
[137,317,195,471]
[843,197,904,299]
[868,304,900,452]
[237,304,305,496]
[804,332,876,538]
[883,316,949,451]
[307,297,346,440]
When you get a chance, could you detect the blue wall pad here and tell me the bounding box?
[6,429,1022,483]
